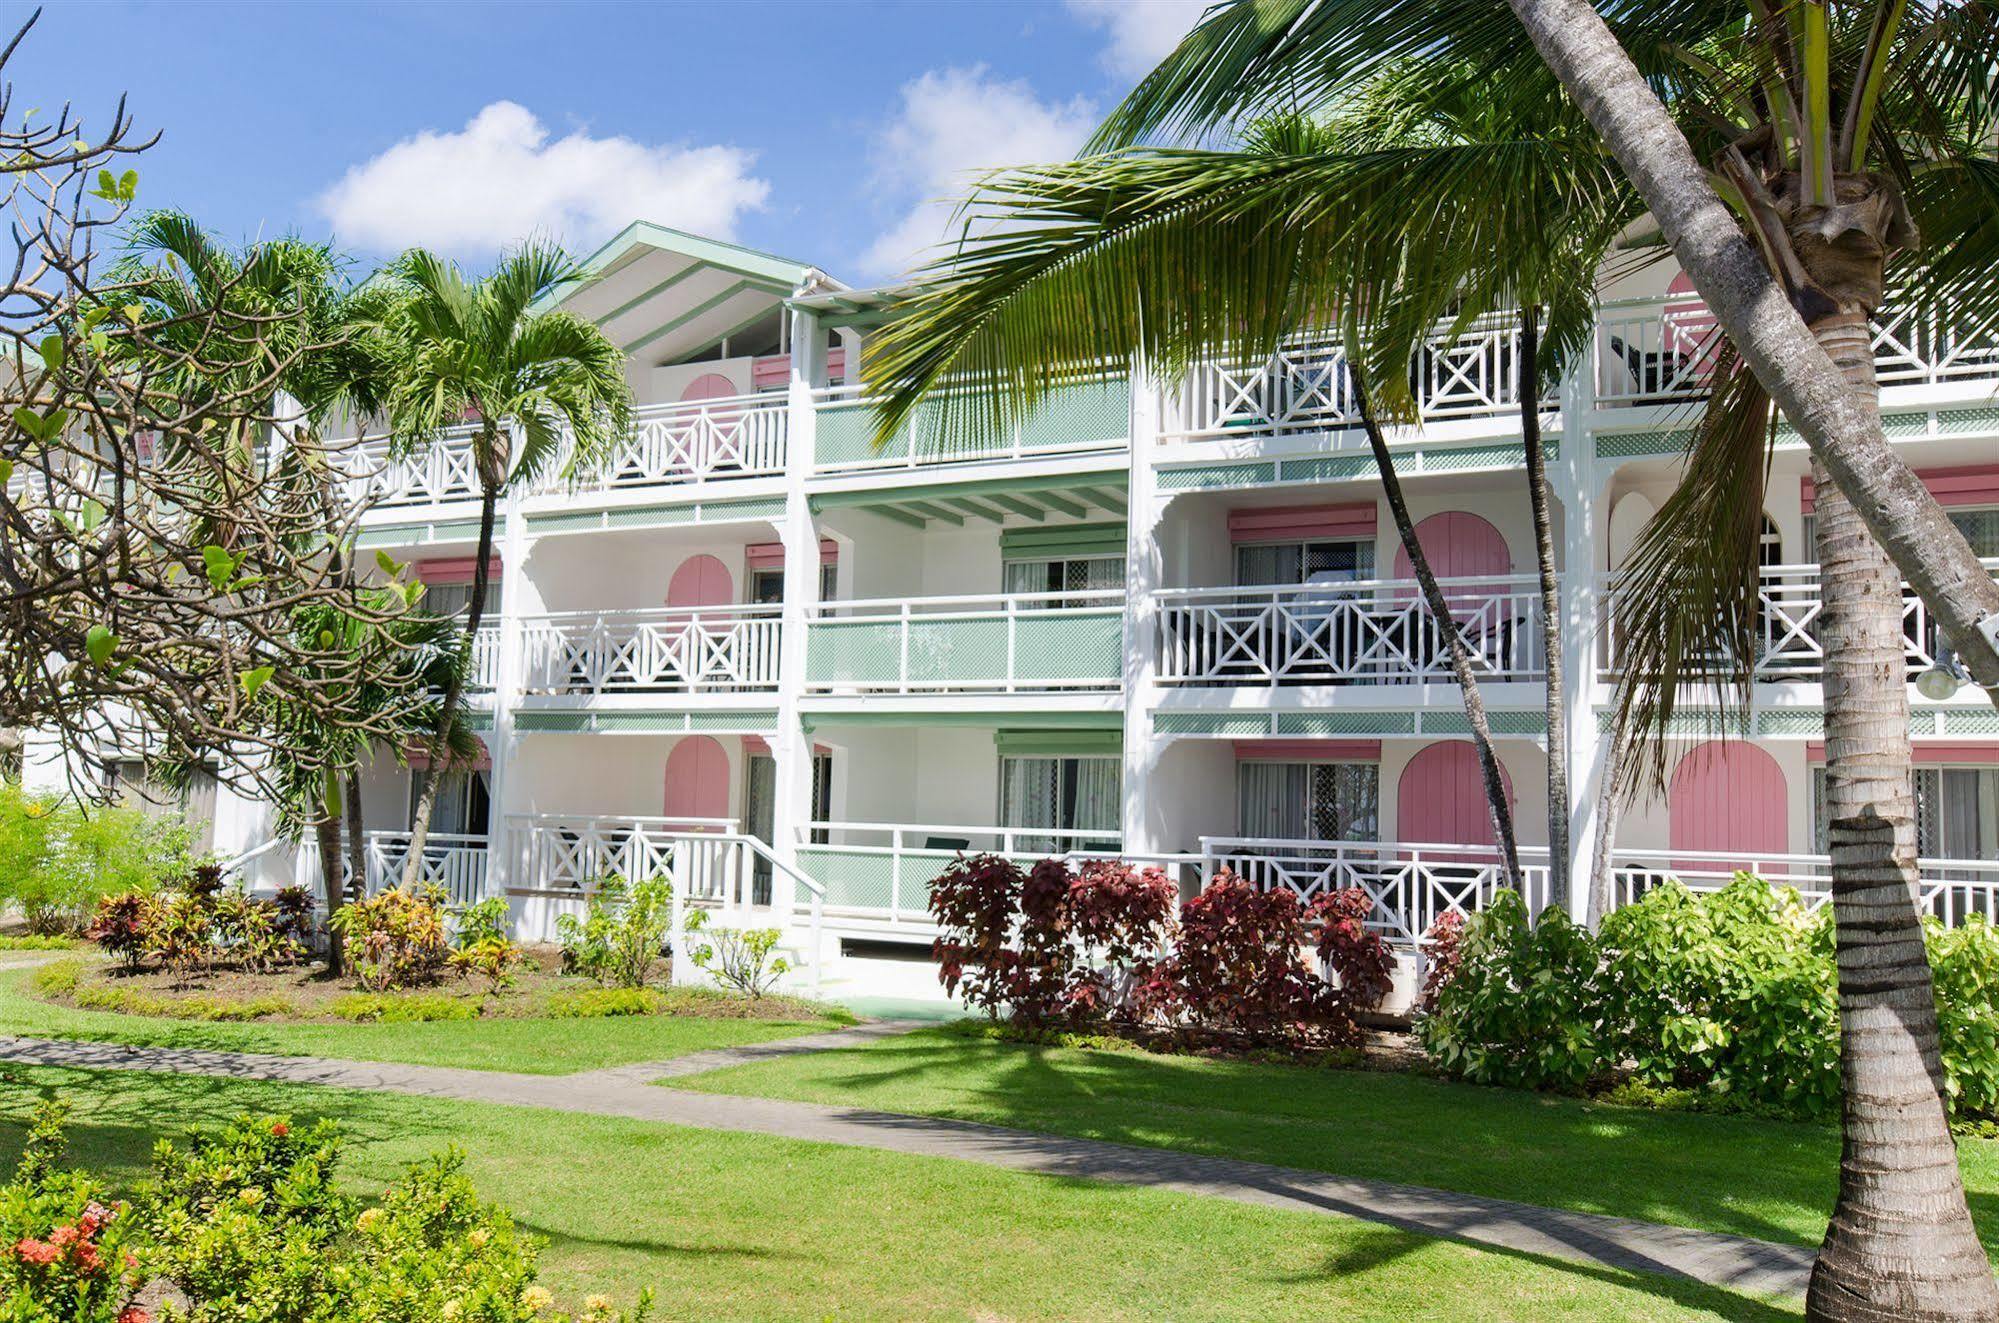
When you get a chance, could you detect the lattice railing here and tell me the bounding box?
[1608,848,1999,926]
[560,395,787,491]
[804,591,1124,693]
[517,606,782,697]
[1158,575,1544,686]
[363,832,489,907]
[346,426,482,506]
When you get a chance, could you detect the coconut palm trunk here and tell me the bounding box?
[402,431,501,887]
[315,775,346,976]
[344,768,368,903]
[1518,309,1568,911]
[1356,385,1523,889]
[1806,310,1996,1322]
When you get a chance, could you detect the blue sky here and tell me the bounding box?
[20,1,1202,285]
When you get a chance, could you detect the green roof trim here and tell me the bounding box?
[809,467,1127,514]
[1000,522,1127,560]
[802,709,1122,732]
[994,729,1123,757]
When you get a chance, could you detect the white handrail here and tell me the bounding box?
[805,589,1124,616]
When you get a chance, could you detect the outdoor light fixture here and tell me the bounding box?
[1916,663,1964,702]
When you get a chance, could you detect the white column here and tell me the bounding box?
[484,424,531,903]
[769,308,828,932]
[1556,358,1603,922]
[1121,359,1169,868]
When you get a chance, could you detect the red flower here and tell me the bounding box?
[118,1308,152,1323]
[270,1122,289,1138]
[14,1238,58,1265]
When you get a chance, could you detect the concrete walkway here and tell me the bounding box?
[0,1033,1813,1301]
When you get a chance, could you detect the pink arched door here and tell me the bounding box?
[679,372,738,403]
[666,554,733,609]
[1397,741,1513,847]
[1669,741,1787,866]
[1391,511,1512,583]
[663,735,730,822]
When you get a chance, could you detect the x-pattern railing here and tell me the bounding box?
[1157,575,1544,686]
[517,606,782,697]
[362,832,489,907]
[565,395,787,491]
[348,426,482,507]
[1609,848,1999,926]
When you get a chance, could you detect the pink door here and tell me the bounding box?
[679,372,737,404]
[663,736,730,822]
[1668,741,1787,866]
[1397,741,1513,847]
[1391,511,1512,582]
[666,554,733,609]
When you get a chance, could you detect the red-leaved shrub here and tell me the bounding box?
[1148,874,1340,1047]
[1417,910,1467,1013]
[930,854,1026,1019]
[1066,860,1177,1021]
[1309,887,1395,1023]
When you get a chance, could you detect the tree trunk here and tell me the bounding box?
[402,474,499,886]
[1506,0,1999,698]
[1519,309,1568,913]
[344,768,367,904]
[1355,386,1523,891]
[1586,709,1629,930]
[1806,312,1998,1323]
[314,779,346,977]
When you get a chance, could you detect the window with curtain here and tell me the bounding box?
[1234,539,1374,588]
[999,756,1121,853]
[110,761,218,854]
[1002,555,1126,603]
[1237,761,1380,844]
[1950,507,1999,559]
[412,770,490,838]
[1814,764,1998,862]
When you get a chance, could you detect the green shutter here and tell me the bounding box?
[994,729,1124,757]
[999,522,1127,560]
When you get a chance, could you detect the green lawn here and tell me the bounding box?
[0,1064,1791,1321]
[0,967,845,1074]
[678,1027,1999,1258]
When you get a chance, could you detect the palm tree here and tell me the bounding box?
[1095,3,1999,1317]
[862,89,1632,905]
[378,242,631,882]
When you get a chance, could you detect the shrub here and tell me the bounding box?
[453,895,512,948]
[0,1100,149,1323]
[328,991,477,1023]
[685,916,790,998]
[267,886,316,951]
[555,877,673,989]
[1416,910,1466,1014]
[212,891,305,974]
[544,987,663,1019]
[929,853,1030,1021]
[0,785,193,935]
[450,937,526,993]
[29,959,81,998]
[0,936,80,952]
[1065,859,1177,1022]
[1416,890,1605,1093]
[1309,887,1395,1023]
[1928,915,1999,1122]
[144,890,219,978]
[71,985,295,1022]
[86,892,156,971]
[329,887,450,991]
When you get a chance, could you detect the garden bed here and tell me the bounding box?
[30,949,844,1026]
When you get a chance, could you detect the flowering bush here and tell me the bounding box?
[0,1101,148,1323]
[329,886,451,991]
[555,878,673,989]
[86,892,156,971]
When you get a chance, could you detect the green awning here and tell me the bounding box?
[1000,522,1127,560]
[994,728,1124,757]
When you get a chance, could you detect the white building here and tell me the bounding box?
[83,222,1999,1000]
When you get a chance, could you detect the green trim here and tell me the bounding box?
[803,709,1121,732]
[809,467,1127,513]
[898,500,964,526]
[526,496,785,534]
[594,260,708,328]
[677,301,785,363]
[356,519,485,548]
[622,279,771,355]
[559,221,812,294]
[995,729,1123,757]
[1000,522,1127,560]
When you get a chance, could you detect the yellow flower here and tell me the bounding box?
[520,1286,553,1314]
[467,1227,490,1249]
[236,1187,264,1206]
[442,1302,462,1321]
[356,1207,384,1232]
[585,1296,611,1316]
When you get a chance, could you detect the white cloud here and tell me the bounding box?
[316,101,770,257]
[859,67,1096,279]
[1067,0,1210,81]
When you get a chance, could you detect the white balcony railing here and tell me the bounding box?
[1201,836,1554,944]
[1158,575,1545,686]
[347,425,483,507]
[1594,290,1999,403]
[517,606,782,698]
[804,590,1124,694]
[1608,848,1999,926]
[1164,316,1525,443]
[810,375,1131,473]
[1599,559,1999,683]
[289,831,490,908]
[559,395,787,492]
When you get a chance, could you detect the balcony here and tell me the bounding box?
[516,606,782,699]
[1598,560,1999,685]
[348,425,482,508]
[1157,576,1544,687]
[810,376,1131,475]
[289,831,490,907]
[556,394,787,493]
[1609,848,1999,925]
[804,591,1124,695]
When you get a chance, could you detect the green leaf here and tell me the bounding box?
[238,666,274,700]
[0,458,11,486]
[36,336,62,374]
[118,169,138,200]
[122,304,145,326]
[84,625,116,668]
[10,407,48,442]
[374,549,405,579]
[200,544,242,591]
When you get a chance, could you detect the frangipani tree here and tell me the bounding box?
[379,243,631,880]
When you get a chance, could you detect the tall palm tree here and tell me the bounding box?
[862,90,1632,905]
[1096,3,1999,1317]
[379,242,631,881]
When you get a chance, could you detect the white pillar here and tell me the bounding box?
[484,425,531,902]
[1556,358,1603,922]
[1121,360,1169,870]
[769,308,828,931]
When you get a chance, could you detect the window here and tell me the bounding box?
[109,760,218,854]
[1950,507,1999,559]
[413,770,490,838]
[1813,764,1998,862]
[1002,555,1125,599]
[999,756,1121,853]
[749,564,838,604]
[1237,762,1379,842]
[1234,538,1374,588]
